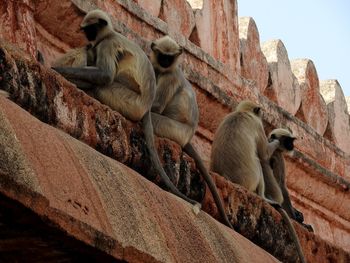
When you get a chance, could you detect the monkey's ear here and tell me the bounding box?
[270,134,277,140]
[253,107,261,115]
[98,18,108,26]
[151,42,156,52]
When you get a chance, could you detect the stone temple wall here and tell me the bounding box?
[0,0,349,257]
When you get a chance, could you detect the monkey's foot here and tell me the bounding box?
[0,90,9,98]
[192,203,201,215]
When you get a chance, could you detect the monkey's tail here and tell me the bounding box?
[183,143,234,229]
[142,111,201,213]
[277,207,307,263]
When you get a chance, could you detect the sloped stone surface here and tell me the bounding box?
[291,59,328,136]
[239,17,269,93]
[0,95,280,263]
[134,0,162,17]
[262,40,301,115]
[320,80,350,154]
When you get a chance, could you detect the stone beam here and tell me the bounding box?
[262,39,301,115]
[320,80,350,154]
[239,16,269,93]
[291,59,328,136]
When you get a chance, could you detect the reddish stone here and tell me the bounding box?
[193,0,240,78]
[0,0,37,58]
[320,80,350,154]
[261,39,301,115]
[159,0,195,38]
[134,0,162,17]
[291,59,328,136]
[239,17,269,93]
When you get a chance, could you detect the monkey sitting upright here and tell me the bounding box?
[149,36,234,229]
[52,10,200,209]
[210,101,306,263]
[268,128,313,232]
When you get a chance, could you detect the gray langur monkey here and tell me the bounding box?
[268,128,313,232]
[52,10,200,209]
[210,100,282,204]
[211,101,306,263]
[149,36,234,229]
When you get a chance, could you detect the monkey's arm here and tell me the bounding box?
[151,112,193,147]
[96,82,148,122]
[52,67,112,87]
[267,139,280,158]
[152,75,180,114]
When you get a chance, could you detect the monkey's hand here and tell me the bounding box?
[293,207,304,223]
[151,103,163,114]
[52,67,112,86]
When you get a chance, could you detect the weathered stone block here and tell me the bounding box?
[193,0,240,78]
[134,0,162,17]
[159,0,195,38]
[291,59,328,136]
[0,0,37,58]
[320,80,350,153]
[262,40,301,115]
[239,17,269,93]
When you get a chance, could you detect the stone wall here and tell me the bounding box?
[0,0,349,258]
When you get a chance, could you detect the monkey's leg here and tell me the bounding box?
[184,143,234,229]
[52,67,112,86]
[261,161,284,204]
[281,182,298,219]
[150,113,193,147]
[95,83,148,122]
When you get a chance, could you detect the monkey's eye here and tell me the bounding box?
[158,53,175,68]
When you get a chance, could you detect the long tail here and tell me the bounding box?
[277,207,306,263]
[183,143,234,229]
[142,111,201,210]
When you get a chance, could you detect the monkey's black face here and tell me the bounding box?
[157,53,175,68]
[280,136,294,151]
[82,24,100,41]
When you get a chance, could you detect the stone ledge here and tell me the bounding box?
[0,95,279,263]
[1,40,350,262]
[1,95,350,262]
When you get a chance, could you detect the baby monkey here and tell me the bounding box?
[150,36,234,229]
[268,128,313,232]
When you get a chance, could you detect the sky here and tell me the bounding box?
[237,0,350,97]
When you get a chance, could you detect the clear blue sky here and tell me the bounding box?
[238,0,350,97]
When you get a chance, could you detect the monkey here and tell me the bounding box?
[210,101,306,263]
[149,35,234,229]
[210,100,282,204]
[51,10,200,210]
[268,128,314,232]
